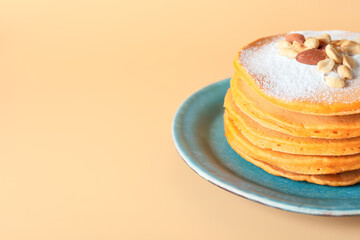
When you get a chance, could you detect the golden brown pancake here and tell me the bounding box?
[230,73,360,139]
[236,31,360,115]
[237,150,360,186]
[224,111,360,175]
[224,31,360,186]
[224,90,360,156]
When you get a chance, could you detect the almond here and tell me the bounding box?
[277,40,292,48]
[295,49,327,65]
[324,76,345,88]
[293,41,308,52]
[325,44,342,63]
[343,54,356,70]
[278,47,299,58]
[316,34,331,46]
[304,37,319,49]
[317,58,335,73]
[337,65,352,80]
[285,33,305,44]
[340,40,360,55]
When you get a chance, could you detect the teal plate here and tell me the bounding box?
[172,78,360,216]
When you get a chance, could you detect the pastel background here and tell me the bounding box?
[0,0,360,239]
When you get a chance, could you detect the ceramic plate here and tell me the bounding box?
[172,78,360,216]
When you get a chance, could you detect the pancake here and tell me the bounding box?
[237,150,360,186]
[224,31,360,186]
[237,31,360,115]
[230,72,360,139]
[224,90,360,156]
[224,111,360,175]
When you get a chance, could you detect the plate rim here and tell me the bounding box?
[172,78,360,216]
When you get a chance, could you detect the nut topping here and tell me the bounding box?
[277,40,292,48]
[324,76,345,88]
[325,44,342,63]
[316,34,331,45]
[337,65,352,80]
[304,37,320,49]
[277,32,359,88]
[343,54,356,69]
[317,59,335,73]
[293,41,308,52]
[285,33,305,43]
[278,47,299,59]
[295,49,327,65]
[331,39,347,47]
[340,41,360,55]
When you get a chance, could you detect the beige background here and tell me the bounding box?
[0,0,360,239]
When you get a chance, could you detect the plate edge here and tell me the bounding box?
[171,78,360,217]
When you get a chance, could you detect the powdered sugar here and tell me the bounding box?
[239,31,360,103]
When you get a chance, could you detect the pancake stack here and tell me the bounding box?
[224,31,360,186]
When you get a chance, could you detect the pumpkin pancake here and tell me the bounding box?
[236,31,360,115]
[230,73,360,139]
[237,150,360,186]
[224,90,360,156]
[224,31,360,186]
[224,111,360,175]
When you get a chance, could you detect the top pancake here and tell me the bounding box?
[237,31,360,115]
